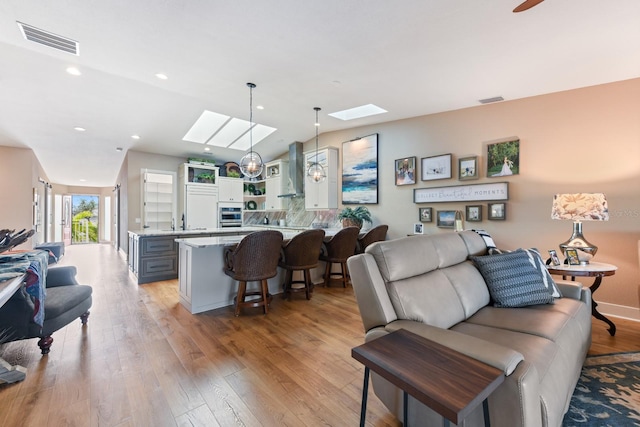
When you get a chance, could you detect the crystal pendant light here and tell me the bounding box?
[307,107,326,183]
[239,82,264,179]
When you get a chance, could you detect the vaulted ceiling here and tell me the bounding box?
[1,0,639,186]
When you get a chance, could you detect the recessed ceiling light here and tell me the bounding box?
[204,147,210,151]
[74,127,86,132]
[79,179,86,182]
[66,67,81,76]
[131,134,140,140]
[256,105,264,110]
[155,73,168,80]
[328,104,387,121]
[115,147,123,152]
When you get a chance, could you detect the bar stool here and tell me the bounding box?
[319,226,360,288]
[356,225,388,254]
[223,230,283,316]
[279,229,326,300]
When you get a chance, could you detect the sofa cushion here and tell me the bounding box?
[517,248,562,298]
[470,251,554,307]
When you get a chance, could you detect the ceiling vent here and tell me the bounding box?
[479,96,504,104]
[17,21,79,55]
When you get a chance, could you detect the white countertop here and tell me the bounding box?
[129,225,344,238]
[175,226,345,248]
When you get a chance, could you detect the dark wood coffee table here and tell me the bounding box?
[352,329,504,427]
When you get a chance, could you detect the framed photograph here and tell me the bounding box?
[465,205,482,222]
[487,138,519,177]
[414,223,424,235]
[436,210,456,228]
[421,153,452,181]
[395,156,416,186]
[565,248,580,265]
[488,203,506,220]
[342,134,378,204]
[458,156,479,181]
[419,207,432,223]
[548,249,561,266]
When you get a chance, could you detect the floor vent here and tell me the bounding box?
[479,96,504,104]
[17,21,79,55]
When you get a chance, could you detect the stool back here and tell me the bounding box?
[280,229,326,270]
[224,230,283,281]
[357,225,388,253]
[322,226,360,261]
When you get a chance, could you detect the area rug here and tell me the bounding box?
[562,352,640,426]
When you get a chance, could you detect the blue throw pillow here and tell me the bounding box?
[516,248,562,298]
[470,250,555,308]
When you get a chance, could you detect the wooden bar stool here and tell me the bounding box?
[356,225,388,254]
[319,226,360,288]
[279,229,325,300]
[223,230,283,316]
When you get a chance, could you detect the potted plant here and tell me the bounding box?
[337,206,372,229]
[196,172,215,183]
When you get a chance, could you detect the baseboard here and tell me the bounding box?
[598,302,640,322]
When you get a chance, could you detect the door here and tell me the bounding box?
[62,195,72,246]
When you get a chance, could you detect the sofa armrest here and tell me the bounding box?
[384,320,524,376]
[555,279,583,300]
[46,266,80,287]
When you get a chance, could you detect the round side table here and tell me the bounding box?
[547,262,618,336]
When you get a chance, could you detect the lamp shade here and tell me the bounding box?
[551,193,609,221]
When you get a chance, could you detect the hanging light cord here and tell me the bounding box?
[315,107,320,164]
[248,82,255,155]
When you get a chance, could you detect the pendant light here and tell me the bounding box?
[307,107,326,183]
[239,82,264,179]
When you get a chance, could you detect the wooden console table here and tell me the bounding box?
[352,329,504,426]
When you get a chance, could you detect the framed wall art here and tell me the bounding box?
[488,202,506,220]
[458,156,478,181]
[342,134,378,204]
[487,138,519,177]
[436,210,456,228]
[419,207,432,222]
[395,156,416,186]
[421,153,452,181]
[414,223,424,234]
[413,182,508,203]
[465,205,482,222]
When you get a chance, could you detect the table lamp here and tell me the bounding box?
[551,193,608,264]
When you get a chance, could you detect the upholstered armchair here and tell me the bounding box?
[0,265,92,354]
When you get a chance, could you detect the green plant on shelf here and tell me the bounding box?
[337,206,372,229]
[196,172,215,183]
[227,170,241,178]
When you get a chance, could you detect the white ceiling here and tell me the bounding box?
[0,0,639,187]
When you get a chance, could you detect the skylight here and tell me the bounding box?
[328,104,387,121]
[182,110,276,150]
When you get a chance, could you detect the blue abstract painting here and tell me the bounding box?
[342,134,378,204]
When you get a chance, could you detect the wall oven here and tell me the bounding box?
[218,203,243,228]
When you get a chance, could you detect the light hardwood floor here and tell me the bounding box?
[1,243,639,426]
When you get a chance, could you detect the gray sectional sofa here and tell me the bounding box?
[347,230,591,427]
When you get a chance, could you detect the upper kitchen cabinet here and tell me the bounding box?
[179,162,219,186]
[218,177,244,203]
[265,159,289,211]
[304,147,338,210]
[178,163,220,230]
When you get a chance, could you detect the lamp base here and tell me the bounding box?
[559,221,597,264]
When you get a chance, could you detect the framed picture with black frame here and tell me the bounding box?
[419,207,432,223]
[436,210,456,228]
[465,205,482,222]
[488,202,506,220]
[395,156,416,186]
[421,153,452,181]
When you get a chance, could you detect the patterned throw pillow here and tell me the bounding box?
[470,251,555,308]
[517,248,563,298]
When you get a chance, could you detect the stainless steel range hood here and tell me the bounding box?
[278,142,304,198]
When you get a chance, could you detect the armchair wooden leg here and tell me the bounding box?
[80,311,90,325]
[38,336,54,355]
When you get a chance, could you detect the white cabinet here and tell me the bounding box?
[142,169,176,230]
[304,147,338,210]
[178,163,219,229]
[265,160,289,211]
[218,177,244,202]
[243,179,266,212]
